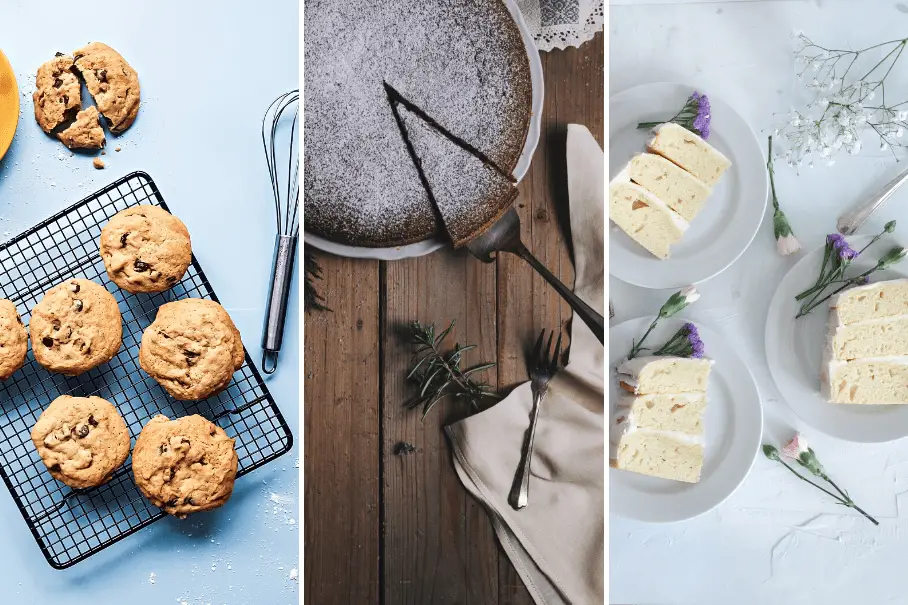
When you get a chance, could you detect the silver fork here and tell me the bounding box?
[508,329,563,510]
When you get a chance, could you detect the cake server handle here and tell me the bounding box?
[838,165,908,235]
[261,234,298,375]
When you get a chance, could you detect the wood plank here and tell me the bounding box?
[497,33,605,605]
[304,254,381,604]
[381,250,500,605]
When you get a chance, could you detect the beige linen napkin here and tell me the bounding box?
[446,124,604,605]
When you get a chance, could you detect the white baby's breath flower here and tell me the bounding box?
[827,159,836,166]
[881,141,890,151]
[898,128,905,138]
[898,111,908,122]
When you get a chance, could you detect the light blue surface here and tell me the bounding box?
[0,2,300,603]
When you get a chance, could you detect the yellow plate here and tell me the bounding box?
[0,50,19,162]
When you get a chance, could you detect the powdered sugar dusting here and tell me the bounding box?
[304,0,532,246]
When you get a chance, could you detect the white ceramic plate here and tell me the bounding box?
[610,316,763,522]
[304,0,544,260]
[765,234,908,442]
[609,82,767,288]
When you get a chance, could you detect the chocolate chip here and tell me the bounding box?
[166,497,178,507]
[62,95,69,105]
[55,52,64,57]
[120,233,129,247]
[16,316,22,325]
[52,320,60,330]
[184,497,194,505]
[184,350,199,358]
[134,259,150,272]
[167,276,178,283]
[181,438,190,445]
[77,425,89,438]
[159,444,168,454]
[42,337,53,347]
[96,69,107,82]
[70,282,80,293]
[88,415,98,426]
[73,300,83,312]
[53,77,63,89]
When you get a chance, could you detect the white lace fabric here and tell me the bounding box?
[514,0,604,52]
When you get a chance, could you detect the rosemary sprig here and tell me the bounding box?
[406,320,498,419]
[305,252,330,313]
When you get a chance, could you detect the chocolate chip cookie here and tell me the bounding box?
[0,299,27,380]
[99,205,192,293]
[33,53,81,134]
[132,414,238,517]
[72,42,140,134]
[57,106,105,150]
[30,279,122,375]
[139,299,243,400]
[31,395,130,489]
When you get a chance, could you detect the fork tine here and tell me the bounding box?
[542,331,554,370]
[551,331,563,372]
[530,329,545,370]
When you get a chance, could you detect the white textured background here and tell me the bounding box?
[610,1,908,604]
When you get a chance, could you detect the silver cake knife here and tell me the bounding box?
[838,164,908,235]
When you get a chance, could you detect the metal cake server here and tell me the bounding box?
[466,207,605,343]
[838,165,908,235]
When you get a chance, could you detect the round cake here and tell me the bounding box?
[304,0,533,247]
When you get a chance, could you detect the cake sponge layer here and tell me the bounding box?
[610,431,703,483]
[830,279,908,325]
[647,123,731,187]
[616,393,706,435]
[831,315,908,360]
[617,355,713,395]
[626,153,712,222]
[609,180,687,260]
[823,360,908,404]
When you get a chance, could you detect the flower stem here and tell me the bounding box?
[628,318,657,360]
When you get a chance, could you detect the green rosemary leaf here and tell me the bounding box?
[304,252,330,313]
[405,320,497,418]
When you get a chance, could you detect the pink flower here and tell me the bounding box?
[782,433,809,460]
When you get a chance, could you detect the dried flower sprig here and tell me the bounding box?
[638,91,711,139]
[627,286,700,359]
[767,136,801,256]
[406,320,498,419]
[653,322,705,358]
[795,222,903,317]
[764,434,878,525]
[775,31,908,167]
[305,252,330,313]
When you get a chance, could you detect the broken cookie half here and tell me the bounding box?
[32,42,140,151]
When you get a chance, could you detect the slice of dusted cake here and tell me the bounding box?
[623,153,712,222]
[647,123,731,187]
[822,279,908,404]
[609,180,688,260]
[617,355,713,394]
[611,356,712,483]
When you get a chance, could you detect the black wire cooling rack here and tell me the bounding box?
[0,172,293,569]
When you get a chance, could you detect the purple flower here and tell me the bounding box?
[690,91,711,140]
[684,322,705,358]
[827,233,858,260]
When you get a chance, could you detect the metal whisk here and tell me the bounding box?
[260,90,300,375]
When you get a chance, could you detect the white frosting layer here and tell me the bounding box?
[609,392,706,458]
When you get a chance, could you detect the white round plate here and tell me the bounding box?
[304,0,544,260]
[765,234,908,442]
[610,317,763,522]
[609,82,767,289]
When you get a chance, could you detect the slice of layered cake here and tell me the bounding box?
[623,153,712,222]
[647,123,731,187]
[822,278,908,404]
[611,355,714,483]
[609,180,688,259]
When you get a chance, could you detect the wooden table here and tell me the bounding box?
[305,34,603,604]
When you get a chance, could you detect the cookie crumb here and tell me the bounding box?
[101,150,106,155]
[115,146,122,152]
[289,568,299,581]
[93,158,105,169]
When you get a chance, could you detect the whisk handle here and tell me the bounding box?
[261,234,298,374]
